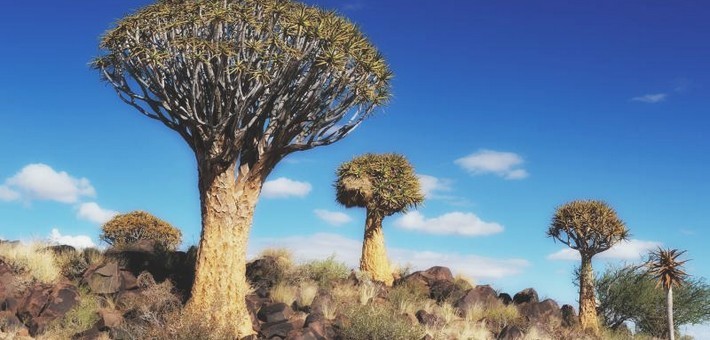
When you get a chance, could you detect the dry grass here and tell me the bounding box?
[259,248,294,269]
[358,280,378,305]
[296,281,319,307]
[0,241,60,283]
[523,325,553,340]
[270,282,298,306]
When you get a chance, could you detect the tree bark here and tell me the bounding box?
[579,254,599,333]
[667,287,675,340]
[184,161,262,337]
[359,209,393,286]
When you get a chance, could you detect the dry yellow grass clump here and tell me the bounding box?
[0,241,60,283]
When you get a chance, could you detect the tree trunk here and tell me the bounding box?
[184,162,262,337]
[359,209,393,286]
[578,254,599,333]
[667,287,675,340]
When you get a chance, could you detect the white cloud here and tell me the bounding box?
[455,150,529,180]
[1,164,95,203]
[77,202,119,224]
[261,177,312,198]
[417,174,452,198]
[314,209,352,226]
[49,228,95,249]
[631,93,667,103]
[249,233,528,280]
[0,185,20,201]
[394,211,503,237]
[547,239,661,261]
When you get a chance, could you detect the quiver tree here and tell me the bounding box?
[100,211,182,250]
[94,0,391,336]
[648,248,689,340]
[335,153,424,285]
[547,200,629,332]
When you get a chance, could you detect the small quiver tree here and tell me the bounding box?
[335,153,424,286]
[101,211,182,250]
[648,248,689,340]
[94,0,391,336]
[547,200,628,333]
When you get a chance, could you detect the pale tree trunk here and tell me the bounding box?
[184,161,263,337]
[667,287,675,340]
[578,254,599,333]
[359,210,393,286]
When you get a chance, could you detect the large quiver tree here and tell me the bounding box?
[95,0,391,336]
[335,153,424,285]
[547,200,628,333]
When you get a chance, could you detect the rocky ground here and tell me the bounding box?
[0,240,605,339]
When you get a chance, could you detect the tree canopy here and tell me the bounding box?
[95,0,392,173]
[596,264,710,336]
[335,153,424,216]
[547,200,628,256]
[101,211,182,250]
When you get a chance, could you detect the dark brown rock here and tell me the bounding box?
[41,283,80,319]
[415,309,443,328]
[401,266,454,289]
[306,320,335,340]
[120,270,138,291]
[44,244,76,255]
[498,293,512,305]
[429,280,459,302]
[86,261,122,294]
[518,298,562,324]
[309,292,332,315]
[561,304,578,328]
[28,315,54,336]
[0,310,24,332]
[454,285,501,311]
[17,284,53,321]
[497,325,524,340]
[286,328,320,340]
[260,320,294,339]
[512,288,539,305]
[257,303,293,323]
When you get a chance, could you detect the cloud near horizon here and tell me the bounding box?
[314,209,352,226]
[455,150,529,180]
[77,202,119,224]
[547,239,661,261]
[49,228,95,249]
[0,164,95,203]
[261,177,312,198]
[631,93,667,103]
[249,232,528,280]
[394,211,504,236]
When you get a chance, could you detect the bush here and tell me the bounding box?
[0,241,60,283]
[100,211,182,250]
[339,304,425,340]
[297,255,349,288]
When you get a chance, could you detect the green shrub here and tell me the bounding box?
[339,304,425,340]
[297,255,349,288]
[100,211,182,250]
[45,286,101,339]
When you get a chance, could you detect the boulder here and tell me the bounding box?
[17,284,53,321]
[0,310,24,332]
[561,304,578,328]
[309,292,332,316]
[415,309,443,328]
[498,293,512,305]
[512,288,538,305]
[518,298,562,325]
[85,262,122,294]
[260,320,294,339]
[305,319,335,340]
[429,280,458,302]
[41,283,80,319]
[257,303,293,323]
[246,257,282,290]
[44,244,76,255]
[97,308,124,329]
[286,328,321,340]
[17,282,80,336]
[454,285,501,311]
[401,266,454,288]
[497,325,524,340]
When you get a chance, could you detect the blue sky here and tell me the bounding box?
[1,0,708,336]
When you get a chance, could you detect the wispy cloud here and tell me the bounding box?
[631,93,667,103]
[394,211,503,237]
[417,174,452,199]
[249,233,529,280]
[77,202,119,224]
[0,164,95,204]
[261,177,312,198]
[314,209,352,226]
[455,150,529,180]
[547,239,661,261]
[49,228,95,249]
